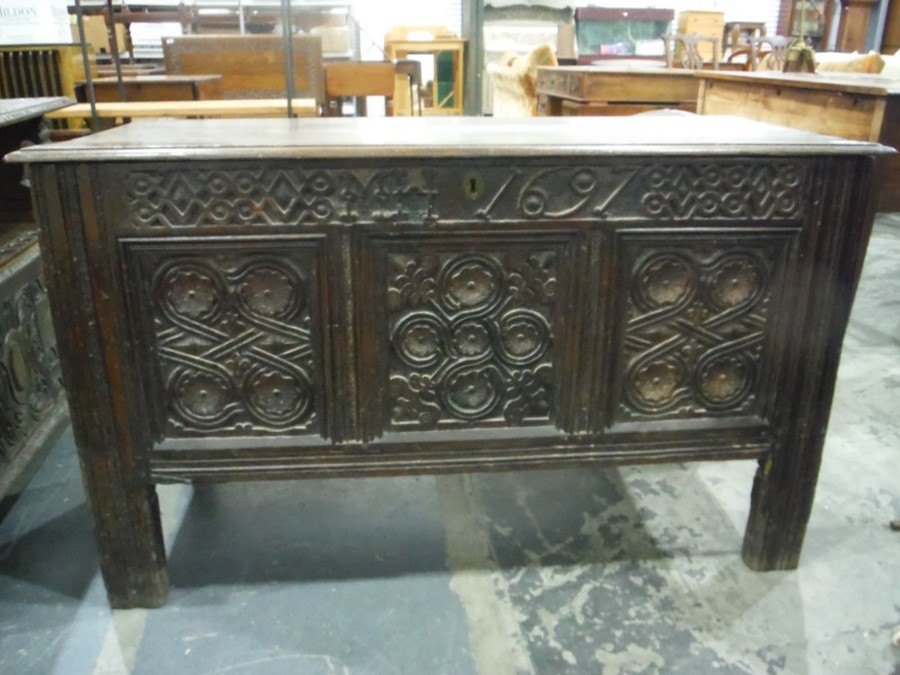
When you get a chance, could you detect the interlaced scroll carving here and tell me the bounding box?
[0,277,61,460]
[387,250,559,430]
[126,168,437,228]
[149,253,318,436]
[641,163,804,219]
[617,244,778,421]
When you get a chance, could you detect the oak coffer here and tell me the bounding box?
[6,116,890,608]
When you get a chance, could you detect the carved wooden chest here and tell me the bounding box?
[7,116,888,608]
[0,98,70,504]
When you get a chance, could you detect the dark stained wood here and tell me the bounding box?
[6,116,889,607]
[0,98,71,506]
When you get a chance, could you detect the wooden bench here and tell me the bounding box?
[45,98,319,123]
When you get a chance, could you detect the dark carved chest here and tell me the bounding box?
[8,116,887,607]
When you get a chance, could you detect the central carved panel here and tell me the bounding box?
[140,248,322,438]
[386,250,559,430]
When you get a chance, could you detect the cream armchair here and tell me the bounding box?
[486,43,557,117]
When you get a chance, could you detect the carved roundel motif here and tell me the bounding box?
[630,359,686,409]
[697,354,752,408]
[237,261,305,320]
[393,315,445,368]
[244,368,312,427]
[171,371,234,427]
[159,262,225,323]
[634,254,696,310]
[498,309,550,365]
[442,366,504,420]
[452,320,492,357]
[440,256,503,311]
[708,254,765,310]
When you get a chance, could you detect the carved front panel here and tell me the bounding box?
[120,159,810,231]
[0,256,63,463]
[127,240,326,439]
[385,246,563,431]
[611,233,794,425]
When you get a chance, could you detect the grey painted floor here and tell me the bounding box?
[1,215,899,675]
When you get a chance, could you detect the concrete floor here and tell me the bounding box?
[1,215,898,675]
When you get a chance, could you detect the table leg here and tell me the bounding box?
[741,438,823,571]
[80,469,170,608]
[537,93,561,116]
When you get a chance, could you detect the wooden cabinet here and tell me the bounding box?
[8,116,888,608]
[677,11,725,60]
[836,0,879,52]
[883,0,900,52]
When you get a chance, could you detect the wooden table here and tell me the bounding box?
[7,116,888,608]
[696,70,900,211]
[45,98,320,124]
[0,98,70,503]
[76,74,224,103]
[536,66,699,116]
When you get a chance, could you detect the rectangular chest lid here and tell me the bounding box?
[5,115,893,163]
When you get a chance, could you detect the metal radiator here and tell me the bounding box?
[0,48,66,98]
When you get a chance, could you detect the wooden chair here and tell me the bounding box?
[324,61,396,116]
[662,34,720,70]
[393,59,423,116]
[749,35,797,72]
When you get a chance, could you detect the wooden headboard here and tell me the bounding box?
[162,34,324,105]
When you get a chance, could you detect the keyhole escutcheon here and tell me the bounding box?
[463,173,484,200]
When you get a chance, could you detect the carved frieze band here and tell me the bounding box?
[126,168,438,228]
[0,274,62,462]
[615,242,781,422]
[387,249,558,430]
[146,252,319,437]
[124,161,806,228]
